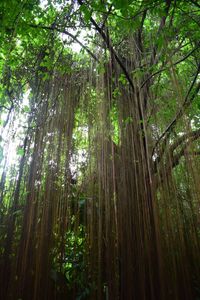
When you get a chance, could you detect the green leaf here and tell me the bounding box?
[112,87,121,98]
[80,4,92,23]
[124,116,133,125]
[22,105,30,113]
[119,73,127,85]
[0,52,6,60]
[17,147,24,156]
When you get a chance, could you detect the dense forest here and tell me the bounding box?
[0,0,200,299]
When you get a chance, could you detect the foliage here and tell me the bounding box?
[0,0,200,299]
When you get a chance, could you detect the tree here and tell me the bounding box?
[0,0,200,299]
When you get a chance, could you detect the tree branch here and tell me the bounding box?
[153,132,200,188]
[170,136,200,170]
[152,63,200,156]
[0,105,10,112]
[154,128,200,170]
[28,24,100,62]
[101,4,113,30]
[149,0,172,66]
[190,0,200,9]
[77,0,135,92]
[169,128,200,153]
[141,43,200,89]
[137,9,147,53]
